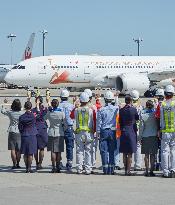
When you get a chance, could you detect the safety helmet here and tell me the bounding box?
[155,88,164,96]
[165,85,175,94]
[104,91,114,100]
[130,90,140,101]
[84,89,92,97]
[80,92,90,103]
[60,89,69,98]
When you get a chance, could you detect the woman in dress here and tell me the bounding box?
[32,96,48,170]
[119,95,139,175]
[139,100,158,176]
[1,99,23,169]
[18,101,38,173]
[45,99,66,173]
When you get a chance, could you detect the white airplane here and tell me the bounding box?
[0,33,35,84]
[4,55,175,94]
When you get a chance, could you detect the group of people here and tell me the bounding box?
[1,85,175,178]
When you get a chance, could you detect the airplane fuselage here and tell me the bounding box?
[5,55,175,93]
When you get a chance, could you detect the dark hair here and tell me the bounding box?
[125,95,132,104]
[51,99,59,108]
[24,101,32,110]
[11,99,22,111]
[35,96,43,104]
[146,100,154,109]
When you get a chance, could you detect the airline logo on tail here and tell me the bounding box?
[22,33,35,60]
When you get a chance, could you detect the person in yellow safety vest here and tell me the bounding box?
[46,88,51,103]
[130,90,143,171]
[27,89,32,102]
[36,88,40,98]
[84,89,97,172]
[74,92,94,175]
[160,85,175,178]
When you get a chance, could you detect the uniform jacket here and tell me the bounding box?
[1,107,24,133]
[45,107,66,137]
[32,106,48,129]
[59,101,74,128]
[139,108,158,139]
[18,111,38,136]
[119,105,139,129]
[96,103,118,133]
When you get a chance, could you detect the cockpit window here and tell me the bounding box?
[12,65,25,69]
[12,65,19,69]
[18,66,25,69]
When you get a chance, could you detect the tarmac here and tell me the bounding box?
[0,88,175,205]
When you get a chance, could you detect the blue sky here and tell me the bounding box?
[0,0,175,64]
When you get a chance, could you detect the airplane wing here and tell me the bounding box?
[148,70,175,81]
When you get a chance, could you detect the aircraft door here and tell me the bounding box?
[37,62,47,75]
[84,64,92,80]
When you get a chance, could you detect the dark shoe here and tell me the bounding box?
[127,171,135,176]
[59,162,64,170]
[149,171,156,177]
[56,168,61,173]
[28,169,34,173]
[144,171,149,177]
[170,171,175,178]
[115,166,121,170]
[16,165,21,169]
[50,168,57,173]
[25,169,29,173]
[162,174,170,178]
[36,164,43,170]
[11,165,17,169]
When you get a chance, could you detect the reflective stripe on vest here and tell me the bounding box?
[161,101,175,133]
[76,108,91,133]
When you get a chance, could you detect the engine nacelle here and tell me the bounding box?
[116,73,150,95]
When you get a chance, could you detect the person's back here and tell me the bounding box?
[97,104,118,132]
[2,108,23,133]
[120,105,138,127]
[19,111,37,136]
[140,108,158,138]
[46,107,65,137]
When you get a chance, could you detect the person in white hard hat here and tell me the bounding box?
[97,91,119,175]
[73,92,94,175]
[59,89,74,171]
[154,88,165,171]
[159,85,175,178]
[155,88,165,106]
[84,89,98,172]
[130,90,143,171]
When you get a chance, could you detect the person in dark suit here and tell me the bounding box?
[119,95,139,175]
[18,101,38,173]
[32,96,48,170]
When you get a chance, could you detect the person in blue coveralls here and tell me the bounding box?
[97,91,118,175]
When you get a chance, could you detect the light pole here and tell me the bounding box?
[41,30,48,56]
[133,37,143,56]
[7,33,16,65]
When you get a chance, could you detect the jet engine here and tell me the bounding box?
[115,73,150,95]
